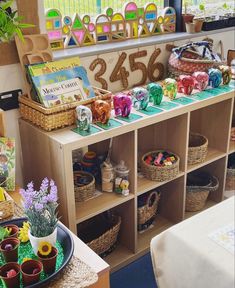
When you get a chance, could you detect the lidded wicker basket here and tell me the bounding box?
[188,132,208,165]
[78,213,121,257]
[74,171,95,202]
[186,171,219,212]
[138,191,160,231]
[141,150,179,182]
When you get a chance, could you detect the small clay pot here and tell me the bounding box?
[3,225,19,239]
[185,22,195,33]
[0,262,20,288]
[37,247,58,274]
[193,18,204,32]
[0,237,20,262]
[21,259,43,286]
[182,14,195,31]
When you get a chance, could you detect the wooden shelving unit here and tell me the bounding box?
[19,90,234,272]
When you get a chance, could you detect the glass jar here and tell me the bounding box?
[101,160,114,193]
[114,160,130,196]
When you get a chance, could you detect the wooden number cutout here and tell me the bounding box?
[129,50,147,86]
[148,48,164,82]
[110,52,129,89]
[89,58,108,90]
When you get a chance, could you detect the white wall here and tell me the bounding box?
[1,30,234,187]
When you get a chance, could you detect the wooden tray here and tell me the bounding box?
[0,217,74,288]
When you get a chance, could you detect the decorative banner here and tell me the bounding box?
[45,3,176,50]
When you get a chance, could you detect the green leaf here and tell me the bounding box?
[0,0,14,11]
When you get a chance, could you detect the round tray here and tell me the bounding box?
[0,217,74,288]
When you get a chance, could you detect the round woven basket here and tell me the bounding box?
[138,191,160,230]
[141,151,180,181]
[186,173,219,212]
[74,171,95,202]
[188,132,208,165]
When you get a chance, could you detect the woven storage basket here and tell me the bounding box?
[138,191,160,231]
[74,171,95,202]
[19,87,112,131]
[78,213,121,257]
[0,191,14,220]
[141,150,179,181]
[188,132,208,165]
[186,172,219,212]
[225,153,235,191]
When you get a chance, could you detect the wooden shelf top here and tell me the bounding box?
[76,192,134,224]
[28,90,235,149]
[137,172,185,195]
[187,147,226,173]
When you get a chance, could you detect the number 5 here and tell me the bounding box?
[129,50,147,86]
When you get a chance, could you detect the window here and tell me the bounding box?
[182,0,235,19]
[44,0,164,17]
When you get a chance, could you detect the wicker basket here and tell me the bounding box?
[186,172,219,212]
[19,87,112,131]
[0,191,14,220]
[74,171,95,202]
[78,213,121,257]
[225,153,235,191]
[141,150,180,181]
[188,132,208,165]
[138,191,160,231]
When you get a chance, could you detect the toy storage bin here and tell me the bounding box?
[74,171,95,202]
[188,132,208,165]
[186,171,219,212]
[225,153,235,191]
[78,212,121,257]
[137,190,160,231]
[141,150,179,181]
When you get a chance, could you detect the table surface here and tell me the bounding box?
[150,197,235,288]
[8,188,110,288]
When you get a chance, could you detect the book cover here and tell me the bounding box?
[31,66,95,107]
[27,56,81,77]
[0,137,15,191]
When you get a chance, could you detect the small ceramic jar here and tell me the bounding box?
[162,78,177,100]
[177,75,195,95]
[113,93,132,117]
[147,83,163,105]
[192,71,209,91]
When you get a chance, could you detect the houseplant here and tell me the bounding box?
[181,1,195,31]
[20,178,59,254]
[0,0,34,42]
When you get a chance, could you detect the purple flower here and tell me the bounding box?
[41,196,48,204]
[34,203,44,211]
[47,191,58,202]
[40,178,49,193]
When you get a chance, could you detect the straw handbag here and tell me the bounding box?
[168,41,223,78]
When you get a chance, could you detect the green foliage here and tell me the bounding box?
[0,0,34,42]
[0,226,10,241]
[222,3,229,9]
[199,4,205,11]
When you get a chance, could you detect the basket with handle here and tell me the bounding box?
[168,41,224,78]
[138,190,160,231]
[141,150,180,182]
[186,172,219,212]
[188,132,208,165]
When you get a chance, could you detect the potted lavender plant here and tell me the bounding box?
[20,178,59,255]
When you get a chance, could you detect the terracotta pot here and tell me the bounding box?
[3,225,19,239]
[28,227,57,255]
[37,247,58,274]
[0,237,20,262]
[182,14,195,31]
[21,259,43,286]
[185,22,195,33]
[193,18,204,32]
[0,262,20,288]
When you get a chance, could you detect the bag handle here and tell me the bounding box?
[173,41,215,60]
[187,175,219,192]
[147,191,159,208]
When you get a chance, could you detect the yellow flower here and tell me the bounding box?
[38,241,52,256]
[18,221,30,243]
[22,257,32,263]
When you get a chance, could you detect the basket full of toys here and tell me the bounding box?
[137,190,160,231]
[141,150,179,181]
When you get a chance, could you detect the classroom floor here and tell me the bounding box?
[110,253,157,288]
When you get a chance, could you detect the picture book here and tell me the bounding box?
[27,56,81,77]
[0,137,15,191]
[31,66,96,107]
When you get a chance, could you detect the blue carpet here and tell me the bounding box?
[110,253,158,288]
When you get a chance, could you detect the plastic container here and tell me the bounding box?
[114,160,130,196]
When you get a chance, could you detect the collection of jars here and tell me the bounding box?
[73,150,130,196]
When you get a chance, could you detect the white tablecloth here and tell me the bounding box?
[150,197,235,288]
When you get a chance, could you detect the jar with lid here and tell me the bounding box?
[114,160,130,196]
[101,160,114,193]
